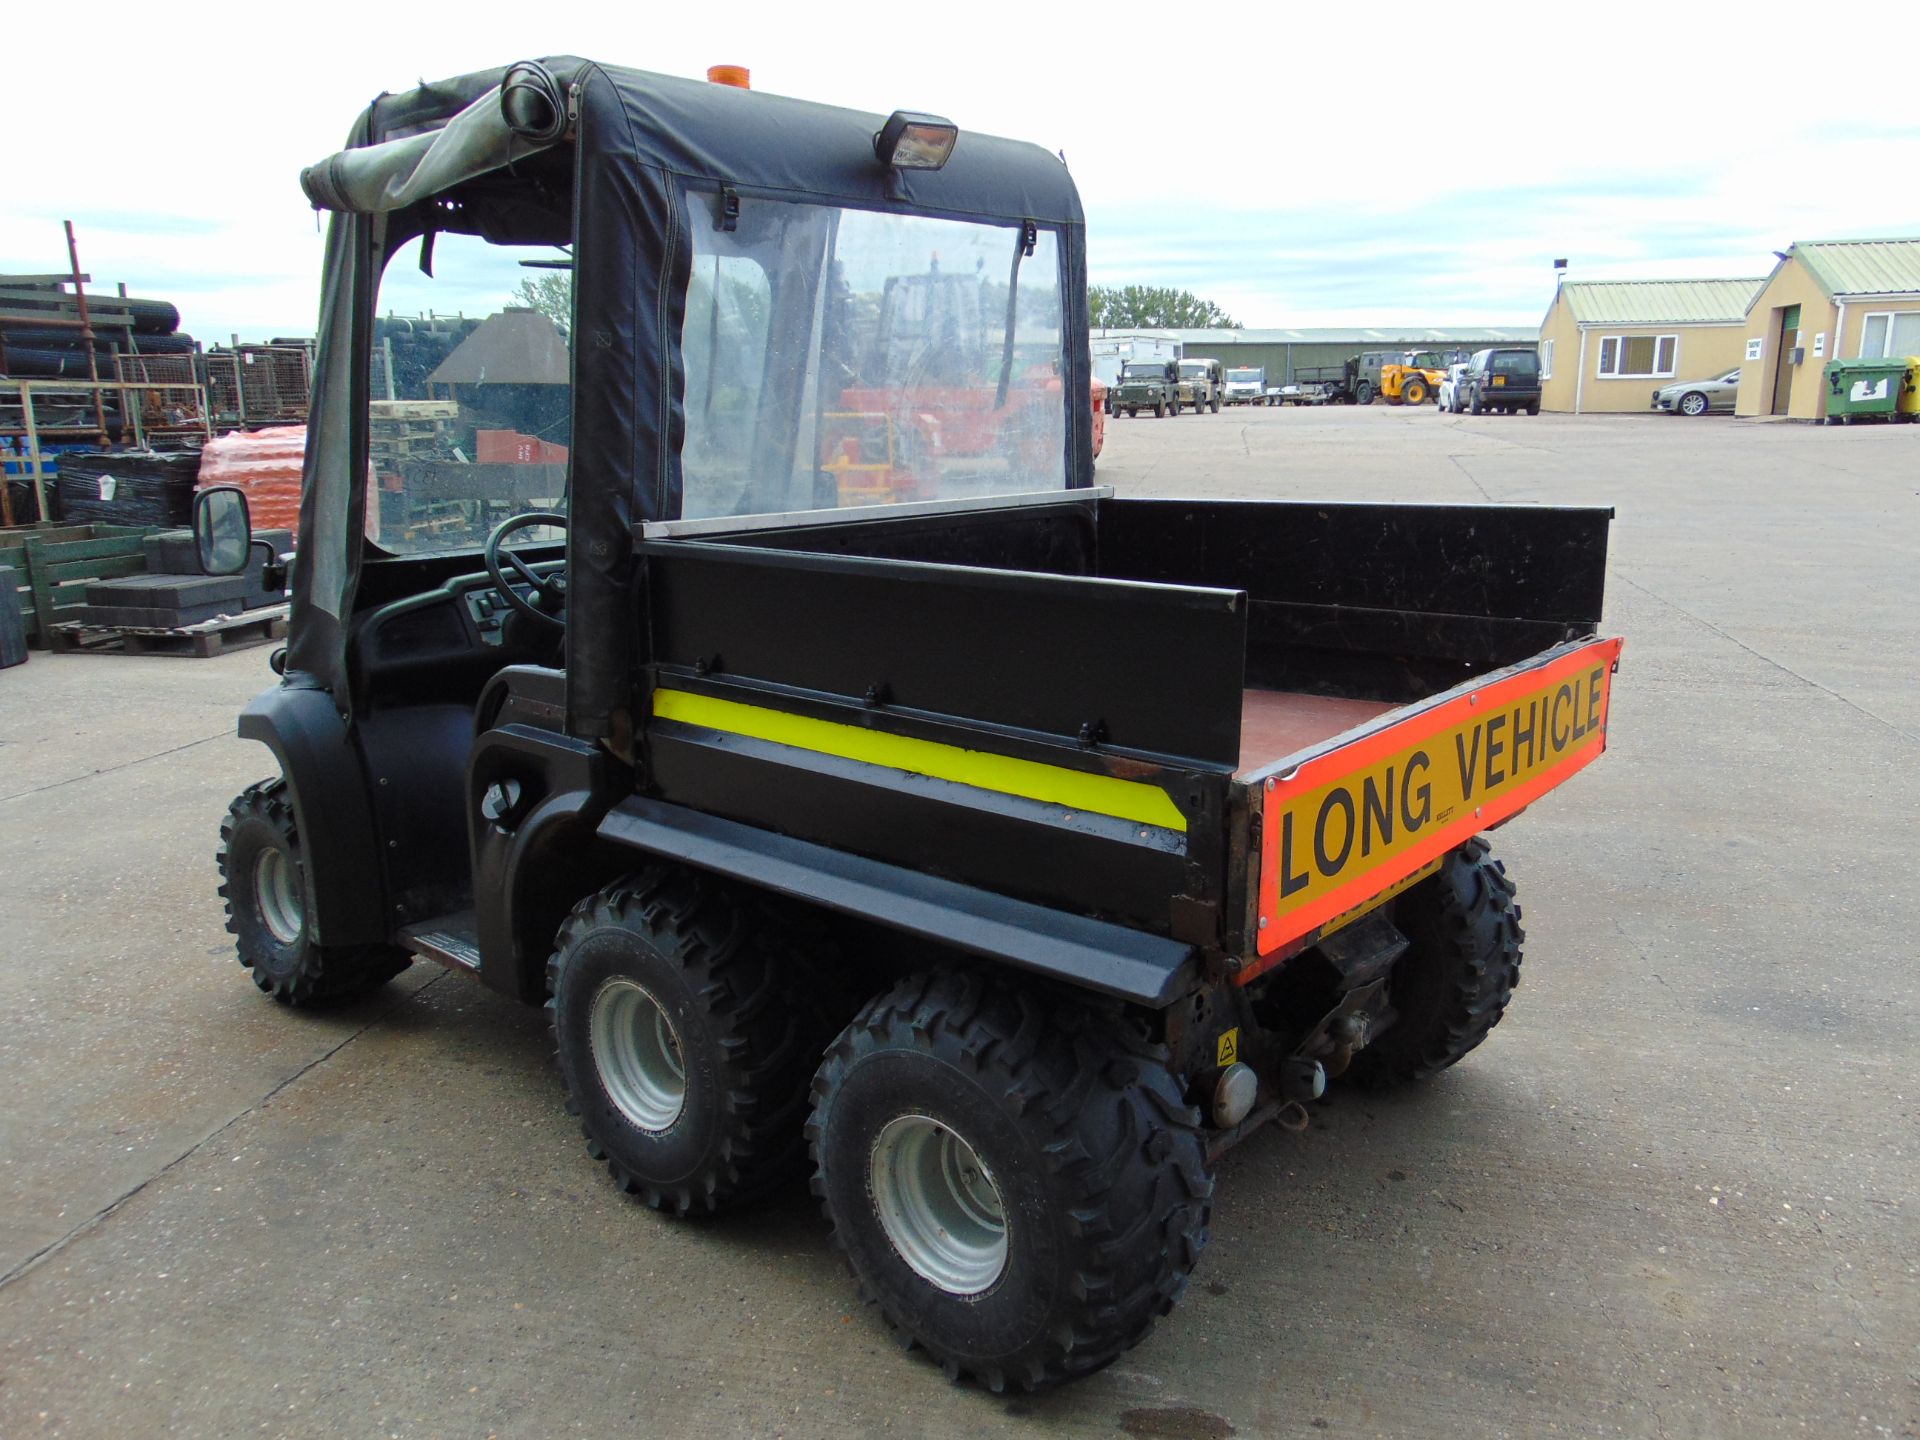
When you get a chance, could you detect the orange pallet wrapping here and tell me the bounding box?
[197,427,307,537]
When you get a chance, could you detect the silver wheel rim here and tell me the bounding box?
[589,978,686,1132]
[254,848,303,945]
[869,1114,1008,1295]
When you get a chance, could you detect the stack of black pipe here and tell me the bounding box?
[0,295,198,380]
[373,314,481,397]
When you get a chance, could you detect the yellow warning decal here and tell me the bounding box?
[1216,1028,1240,1067]
[651,687,1187,833]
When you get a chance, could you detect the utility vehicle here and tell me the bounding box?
[202,56,1621,1392]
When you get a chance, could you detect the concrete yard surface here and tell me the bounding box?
[1,407,1915,1438]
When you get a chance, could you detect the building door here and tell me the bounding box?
[1771,304,1801,415]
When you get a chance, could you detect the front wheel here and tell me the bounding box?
[218,779,410,1006]
[809,972,1213,1391]
[1679,391,1709,417]
[1348,836,1523,1086]
[1355,380,1373,406]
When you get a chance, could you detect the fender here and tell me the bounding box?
[469,722,616,1003]
[237,683,389,945]
[598,796,1201,1007]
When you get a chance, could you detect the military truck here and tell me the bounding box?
[1112,358,1180,417]
[200,56,1623,1393]
[1176,357,1223,414]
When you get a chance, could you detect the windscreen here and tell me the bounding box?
[679,194,1067,521]
[365,233,572,555]
[1227,368,1261,382]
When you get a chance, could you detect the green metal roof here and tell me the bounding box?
[1097,325,1538,344]
[1790,238,1920,297]
[1560,278,1765,326]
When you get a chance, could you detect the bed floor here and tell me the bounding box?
[1238,688,1397,774]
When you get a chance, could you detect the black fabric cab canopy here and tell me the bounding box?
[290,58,1092,741]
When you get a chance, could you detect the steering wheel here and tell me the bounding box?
[484,510,569,630]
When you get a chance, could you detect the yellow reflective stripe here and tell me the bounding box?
[651,688,1187,833]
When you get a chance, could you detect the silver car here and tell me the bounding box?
[1438,362,1472,413]
[1652,368,1740,416]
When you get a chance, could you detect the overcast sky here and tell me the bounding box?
[6,3,1917,341]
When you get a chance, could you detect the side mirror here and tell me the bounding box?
[193,485,253,576]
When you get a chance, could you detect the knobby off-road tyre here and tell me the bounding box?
[217,779,411,1006]
[1349,836,1524,1086]
[808,971,1214,1392]
[548,869,839,1217]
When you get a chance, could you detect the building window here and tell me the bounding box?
[1596,334,1677,378]
[1859,311,1920,358]
[1540,338,1554,379]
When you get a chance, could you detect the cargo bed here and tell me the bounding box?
[638,489,1615,977]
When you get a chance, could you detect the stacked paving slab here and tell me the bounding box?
[76,528,290,629]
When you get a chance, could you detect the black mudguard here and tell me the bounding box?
[470,722,617,1004]
[236,683,389,946]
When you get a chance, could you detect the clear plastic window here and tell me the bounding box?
[366,233,572,554]
[679,195,1067,521]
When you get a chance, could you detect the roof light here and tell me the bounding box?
[707,64,750,89]
[874,111,958,170]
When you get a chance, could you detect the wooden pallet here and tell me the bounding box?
[48,604,288,658]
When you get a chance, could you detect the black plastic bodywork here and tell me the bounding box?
[245,490,1610,1009]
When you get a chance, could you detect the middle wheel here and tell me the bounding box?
[548,868,836,1216]
[808,971,1214,1391]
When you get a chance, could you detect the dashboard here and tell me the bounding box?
[465,582,543,645]
[351,562,564,706]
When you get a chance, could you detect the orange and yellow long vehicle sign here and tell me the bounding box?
[1251,636,1623,973]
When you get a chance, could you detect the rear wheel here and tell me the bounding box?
[218,779,410,1006]
[809,971,1213,1391]
[1525,400,1541,416]
[1470,391,1486,415]
[1348,836,1524,1086]
[548,868,838,1215]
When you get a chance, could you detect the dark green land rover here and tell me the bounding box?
[1111,359,1179,417]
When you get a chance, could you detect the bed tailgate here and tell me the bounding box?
[1246,635,1624,978]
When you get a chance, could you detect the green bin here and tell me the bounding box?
[1822,357,1915,424]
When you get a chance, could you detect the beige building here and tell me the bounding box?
[1734,237,1920,419]
[1537,279,1763,414]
